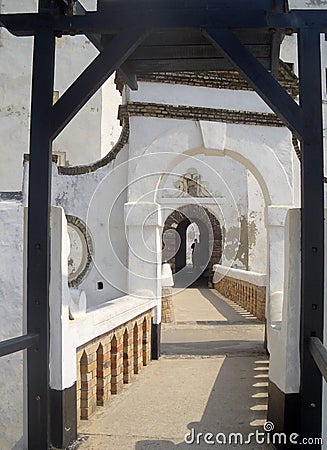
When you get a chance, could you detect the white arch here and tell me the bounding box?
[131,120,295,207]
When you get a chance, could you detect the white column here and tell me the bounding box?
[125,202,162,323]
[267,207,301,393]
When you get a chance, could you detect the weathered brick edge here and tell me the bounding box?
[161,287,174,323]
[292,132,301,160]
[66,215,94,288]
[115,61,298,98]
[57,117,129,175]
[119,102,285,127]
[53,100,287,177]
[120,102,301,159]
[76,309,152,421]
[214,276,266,321]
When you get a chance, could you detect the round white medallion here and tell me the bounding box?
[67,224,88,282]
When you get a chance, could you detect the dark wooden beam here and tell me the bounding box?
[39,0,52,13]
[75,1,104,51]
[27,29,56,450]
[298,28,324,447]
[131,44,271,60]
[271,30,283,78]
[2,9,327,37]
[51,28,147,139]
[117,62,138,91]
[140,29,272,46]
[202,28,304,139]
[0,0,295,37]
[0,334,39,357]
[132,58,271,74]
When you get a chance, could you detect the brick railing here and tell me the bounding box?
[161,287,174,323]
[76,310,152,420]
[213,265,266,321]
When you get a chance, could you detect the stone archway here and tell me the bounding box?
[162,204,222,283]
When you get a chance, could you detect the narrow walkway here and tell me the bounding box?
[78,289,269,450]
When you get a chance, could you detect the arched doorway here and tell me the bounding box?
[162,204,222,286]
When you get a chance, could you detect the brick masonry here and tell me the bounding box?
[76,310,152,421]
[119,102,285,128]
[214,276,266,321]
[115,62,299,98]
[161,287,174,323]
[56,117,129,176]
[24,63,304,178]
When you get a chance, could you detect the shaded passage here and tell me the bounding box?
[78,289,271,449]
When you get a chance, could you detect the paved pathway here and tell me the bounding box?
[77,289,270,450]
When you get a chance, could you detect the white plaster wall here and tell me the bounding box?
[49,206,157,391]
[0,28,33,191]
[281,33,327,179]
[101,76,122,156]
[0,0,122,190]
[280,35,298,76]
[267,208,301,393]
[0,202,25,449]
[225,124,294,199]
[212,264,266,285]
[53,37,122,165]
[158,153,249,268]
[128,82,273,113]
[127,114,293,206]
[52,147,129,307]
[0,0,37,13]
[247,171,267,273]
[288,0,327,8]
[53,35,102,164]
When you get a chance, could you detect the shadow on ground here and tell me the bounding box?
[134,357,270,450]
[161,340,266,356]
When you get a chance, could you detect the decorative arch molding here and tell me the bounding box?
[66,215,94,288]
[148,121,294,207]
[57,117,129,175]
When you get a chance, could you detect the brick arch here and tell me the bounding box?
[162,204,222,275]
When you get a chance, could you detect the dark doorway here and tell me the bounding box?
[162,204,222,288]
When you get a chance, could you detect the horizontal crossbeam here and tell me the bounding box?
[203,28,304,139]
[1,6,327,37]
[309,337,327,384]
[0,0,271,35]
[0,333,39,357]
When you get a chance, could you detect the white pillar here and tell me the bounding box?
[267,207,301,393]
[124,202,162,323]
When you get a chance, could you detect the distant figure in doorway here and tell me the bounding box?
[191,239,200,270]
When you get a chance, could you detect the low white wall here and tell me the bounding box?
[49,206,158,391]
[50,147,130,308]
[212,263,266,286]
[267,208,301,393]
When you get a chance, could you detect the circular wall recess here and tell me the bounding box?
[66,215,94,288]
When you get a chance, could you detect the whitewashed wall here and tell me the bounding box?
[247,171,267,273]
[0,0,121,191]
[51,147,129,307]
[158,153,249,269]
[0,201,25,450]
